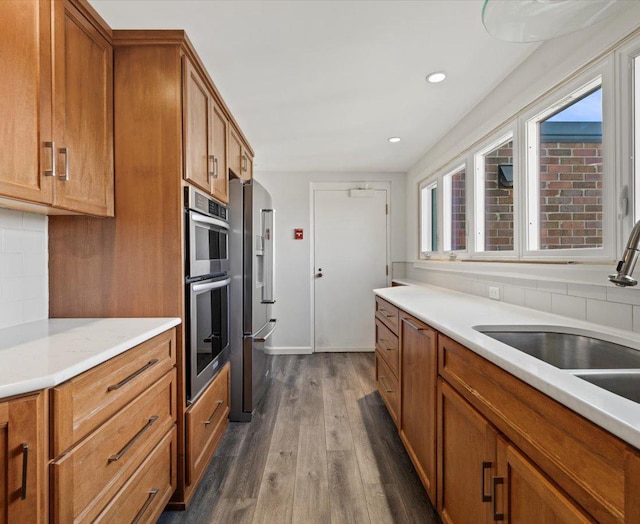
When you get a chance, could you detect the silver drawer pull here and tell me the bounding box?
[132,488,160,524]
[379,376,393,394]
[108,416,158,463]
[378,308,394,318]
[107,359,159,392]
[204,400,224,426]
[403,319,425,332]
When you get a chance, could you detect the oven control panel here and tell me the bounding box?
[186,186,228,220]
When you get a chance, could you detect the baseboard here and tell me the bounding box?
[315,347,375,353]
[264,346,313,355]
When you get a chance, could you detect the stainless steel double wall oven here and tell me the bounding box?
[185,186,231,402]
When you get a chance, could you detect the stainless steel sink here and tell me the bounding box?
[474,325,640,369]
[573,373,640,404]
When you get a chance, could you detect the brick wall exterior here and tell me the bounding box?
[451,169,466,250]
[484,141,514,251]
[539,141,603,249]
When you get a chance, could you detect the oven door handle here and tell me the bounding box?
[191,212,230,231]
[192,277,231,292]
[253,318,278,342]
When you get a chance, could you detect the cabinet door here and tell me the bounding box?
[494,437,594,524]
[0,0,54,205]
[52,0,113,216]
[183,57,213,195]
[399,313,437,503]
[438,379,497,524]
[0,393,45,524]
[211,103,228,203]
[228,127,242,178]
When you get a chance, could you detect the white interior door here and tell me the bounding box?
[314,188,388,352]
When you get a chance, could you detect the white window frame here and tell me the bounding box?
[471,127,519,259]
[419,179,438,257]
[615,35,640,251]
[442,163,468,255]
[522,57,615,261]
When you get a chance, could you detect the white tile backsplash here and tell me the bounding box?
[0,209,47,328]
[397,262,640,334]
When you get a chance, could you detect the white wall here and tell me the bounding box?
[0,209,48,329]
[256,171,406,352]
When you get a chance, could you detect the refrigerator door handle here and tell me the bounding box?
[253,318,278,342]
[261,209,276,304]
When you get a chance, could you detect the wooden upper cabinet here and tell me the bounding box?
[183,57,213,195]
[211,103,229,203]
[52,0,114,217]
[0,393,46,524]
[182,56,229,203]
[0,0,114,217]
[0,1,54,205]
[228,126,252,181]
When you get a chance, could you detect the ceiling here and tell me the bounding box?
[90,0,539,173]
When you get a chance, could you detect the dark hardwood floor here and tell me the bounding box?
[159,353,440,523]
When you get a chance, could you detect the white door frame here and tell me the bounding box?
[309,181,391,353]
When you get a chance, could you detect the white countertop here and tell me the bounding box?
[376,280,640,449]
[0,317,181,398]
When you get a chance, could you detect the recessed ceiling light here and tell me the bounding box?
[426,71,446,83]
[388,137,401,143]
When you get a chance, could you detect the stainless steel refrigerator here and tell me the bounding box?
[229,178,277,421]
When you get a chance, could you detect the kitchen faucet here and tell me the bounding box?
[609,219,640,286]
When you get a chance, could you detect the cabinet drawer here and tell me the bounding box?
[376,319,399,377]
[375,296,399,335]
[376,353,400,427]
[51,368,176,523]
[186,362,230,486]
[95,426,177,524]
[51,328,176,456]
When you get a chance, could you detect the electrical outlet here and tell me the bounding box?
[489,286,500,300]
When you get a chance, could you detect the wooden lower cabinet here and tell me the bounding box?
[0,393,46,524]
[495,437,594,523]
[50,328,178,523]
[186,363,230,487]
[375,296,640,523]
[399,312,437,504]
[437,379,496,524]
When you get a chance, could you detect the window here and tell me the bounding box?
[474,133,515,253]
[420,181,437,254]
[443,165,466,252]
[526,79,603,251]
[635,55,640,221]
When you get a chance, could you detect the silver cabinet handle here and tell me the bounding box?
[242,154,248,172]
[492,476,505,521]
[208,154,215,181]
[204,400,224,425]
[481,461,492,502]
[378,308,394,318]
[213,156,219,179]
[44,141,56,176]
[107,359,159,392]
[403,318,425,332]
[132,488,160,524]
[59,147,69,181]
[21,443,28,500]
[108,416,158,462]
